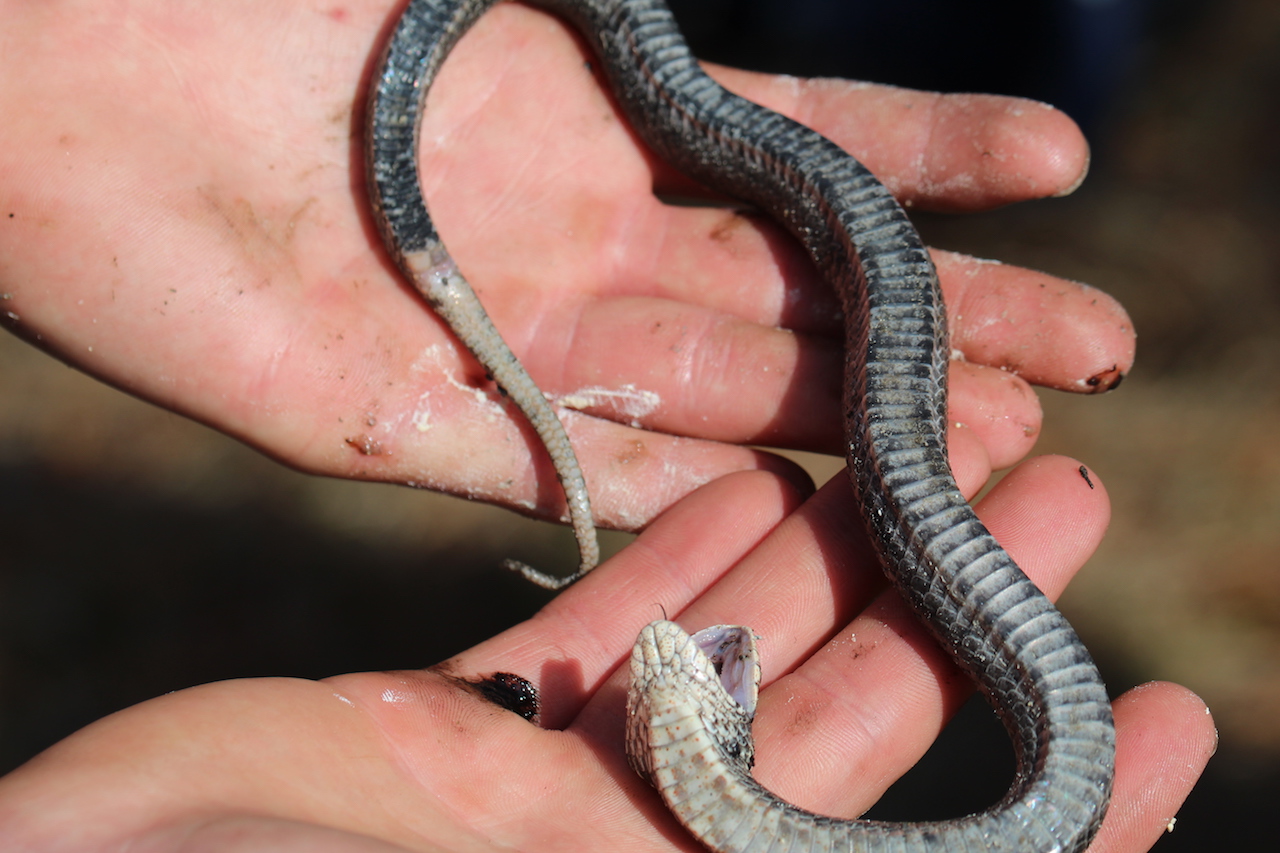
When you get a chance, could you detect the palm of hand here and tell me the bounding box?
[0,466,1211,852]
[3,2,1123,528]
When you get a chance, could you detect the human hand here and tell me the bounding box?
[0,460,1212,852]
[0,2,1132,529]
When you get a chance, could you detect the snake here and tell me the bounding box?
[365,1,1117,851]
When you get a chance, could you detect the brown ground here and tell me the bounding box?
[0,0,1276,848]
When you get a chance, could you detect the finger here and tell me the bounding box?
[680,69,1090,212]
[948,421,993,500]
[763,455,1110,817]
[946,359,1043,470]
[320,367,812,534]
[439,6,1090,213]
[541,293,1043,467]
[445,414,993,727]
[664,455,1111,817]
[561,433,996,750]
[423,11,1115,398]
[937,251,1136,393]
[554,206,1134,397]
[1089,683,1216,853]
[438,469,807,729]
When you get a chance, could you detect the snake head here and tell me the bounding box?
[625,620,761,784]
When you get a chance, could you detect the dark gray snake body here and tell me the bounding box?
[367,1,1116,850]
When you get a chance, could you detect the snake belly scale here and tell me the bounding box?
[366,1,1117,851]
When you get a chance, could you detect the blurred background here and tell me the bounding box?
[1,0,1275,847]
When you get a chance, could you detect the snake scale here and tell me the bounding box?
[366,1,1117,850]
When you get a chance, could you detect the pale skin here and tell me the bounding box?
[0,1,1212,850]
[0,0,1132,525]
[0,463,1214,852]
